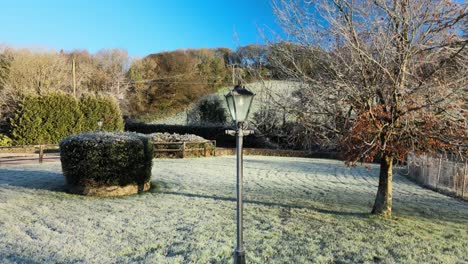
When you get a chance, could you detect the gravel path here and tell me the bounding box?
[0,156,467,263]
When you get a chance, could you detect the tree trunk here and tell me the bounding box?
[372,155,393,217]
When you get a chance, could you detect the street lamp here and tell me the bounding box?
[225,84,255,264]
[97,119,103,131]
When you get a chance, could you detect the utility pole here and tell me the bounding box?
[232,64,235,85]
[72,59,76,98]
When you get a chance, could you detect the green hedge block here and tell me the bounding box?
[60,132,153,189]
[9,93,123,145]
[10,93,83,145]
[79,95,124,132]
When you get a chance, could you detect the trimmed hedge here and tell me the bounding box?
[125,122,277,149]
[60,132,153,195]
[79,95,124,132]
[10,93,83,145]
[9,93,123,145]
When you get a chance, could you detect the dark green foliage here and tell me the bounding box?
[79,95,124,132]
[0,133,13,146]
[188,95,228,125]
[60,132,153,187]
[125,122,276,149]
[10,93,83,145]
[8,93,123,145]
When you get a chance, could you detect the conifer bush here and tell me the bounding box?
[60,132,153,196]
[79,95,124,132]
[187,95,228,125]
[8,93,123,145]
[9,93,83,145]
[0,133,13,147]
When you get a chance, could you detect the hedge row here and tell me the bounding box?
[79,95,124,132]
[125,122,277,149]
[9,93,123,145]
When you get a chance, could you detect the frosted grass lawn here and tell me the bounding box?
[0,156,467,263]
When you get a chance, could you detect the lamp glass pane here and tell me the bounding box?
[233,94,254,122]
[225,95,237,121]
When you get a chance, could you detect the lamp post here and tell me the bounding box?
[225,84,255,264]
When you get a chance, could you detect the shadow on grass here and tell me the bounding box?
[243,157,340,174]
[0,156,60,165]
[150,187,369,218]
[150,180,468,224]
[0,168,66,192]
[1,255,47,264]
[1,253,83,264]
[1,167,466,224]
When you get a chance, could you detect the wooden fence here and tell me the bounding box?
[0,141,217,162]
[153,140,216,158]
[407,154,467,200]
[0,144,59,163]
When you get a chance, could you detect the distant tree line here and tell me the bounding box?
[0,44,302,126]
[125,44,310,120]
[0,47,129,127]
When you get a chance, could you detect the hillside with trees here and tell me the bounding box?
[0,47,129,124]
[127,49,229,120]
[0,45,278,127]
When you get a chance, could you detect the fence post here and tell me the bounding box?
[421,156,425,184]
[182,142,186,159]
[39,145,44,163]
[454,162,457,191]
[462,161,466,198]
[213,140,216,157]
[407,154,410,175]
[436,157,442,189]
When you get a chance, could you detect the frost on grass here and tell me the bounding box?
[0,156,467,263]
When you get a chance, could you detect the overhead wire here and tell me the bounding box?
[122,74,227,86]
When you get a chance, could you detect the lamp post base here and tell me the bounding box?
[234,249,246,264]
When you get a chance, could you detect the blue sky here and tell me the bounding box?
[0,0,278,57]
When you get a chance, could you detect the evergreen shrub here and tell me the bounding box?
[60,132,153,196]
[79,95,124,132]
[187,95,228,125]
[10,93,83,145]
[0,133,13,147]
[9,93,123,145]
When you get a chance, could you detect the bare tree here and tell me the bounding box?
[0,48,72,122]
[4,49,69,95]
[94,49,130,98]
[0,46,138,129]
[271,0,467,217]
